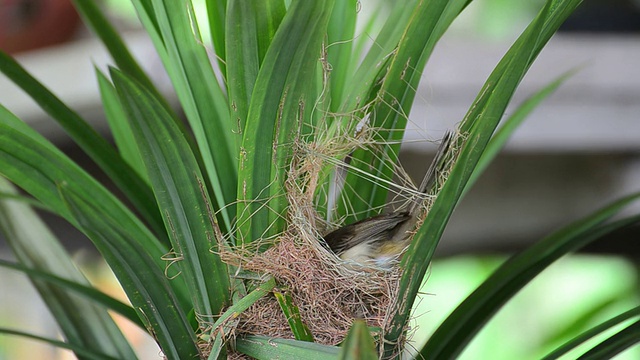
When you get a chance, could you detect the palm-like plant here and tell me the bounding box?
[1,0,639,359]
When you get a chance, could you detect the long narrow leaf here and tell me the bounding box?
[338,320,377,360]
[420,193,640,359]
[96,69,148,182]
[326,0,357,113]
[542,306,640,360]
[577,320,640,359]
[274,290,314,342]
[60,185,201,359]
[235,335,340,359]
[334,0,469,223]
[70,0,162,100]
[464,68,578,195]
[225,0,285,136]
[211,276,276,333]
[0,259,143,330]
[0,178,138,359]
[147,0,238,233]
[206,0,227,76]
[0,105,168,265]
[237,0,334,244]
[385,1,583,356]
[0,52,165,240]
[111,68,230,320]
[0,328,118,360]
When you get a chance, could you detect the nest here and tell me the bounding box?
[216,125,459,356]
[216,129,410,351]
[230,230,400,345]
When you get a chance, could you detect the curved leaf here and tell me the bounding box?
[542,306,640,360]
[111,68,230,319]
[235,335,340,359]
[420,193,640,359]
[148,0,237,233]
[338,320,377,360]
[0,259,143,330]
[237,0,334,244]
[61,185,201,360]
[0,327,118,360]
[577,319,640,360]
[0,178,138,359]
[386,1,583,356]
[0,51,164,239]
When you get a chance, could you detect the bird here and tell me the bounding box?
[323,131,453,268]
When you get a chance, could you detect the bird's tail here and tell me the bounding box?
[408,131,454,215]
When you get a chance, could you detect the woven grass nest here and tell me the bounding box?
[217,129,450,355]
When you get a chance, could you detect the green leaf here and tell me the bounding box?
[146,0,238,233]
[0,178,138,360]
[0,327,119,360]
[226,0,286,136]
[464,68,578,195]
[385,1,583,356]
[419,193,640,359]
[70,0,162,100]
[235,335,340,359]
[211,276,276,333]
[326,0,358,113]
[237,0,334,244]
[0,51,165,240]
[0,104,168,266]
[96,69,148,182]
[274,290,314,342]
[0,259,143,330]
[334,0,468,223]
[111,68,230,319]
[206,0,227,77]
[338,320,378,360]
[542,306,640,360]
[577,319,640,359]
[60,185,201,359]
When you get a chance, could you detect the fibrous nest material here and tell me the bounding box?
[220,131,404,347]
[218,124,460,353]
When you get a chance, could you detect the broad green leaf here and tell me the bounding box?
[338,320,377,360]
[147,0,238,234]
[61,185,201,360]
[419,193,640,359]
[237,0,334,245]
[111,68,230,320]
[0,327,118,360]
[385,1,583,356]
[0,51,165,240]
[542,306,640,360]
[577,320,640,359]
[235,335,340,359]
[226,0,286,136]
[96,69,148,182]
[0,178,137,360]
[274,290,314,342]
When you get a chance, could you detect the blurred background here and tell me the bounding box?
[1,0,639,358]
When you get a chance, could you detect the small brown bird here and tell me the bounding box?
[323,131,453,267]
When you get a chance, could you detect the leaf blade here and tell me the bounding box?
[111,68,230,319]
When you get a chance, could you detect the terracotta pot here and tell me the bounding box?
[0,0,81,54]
